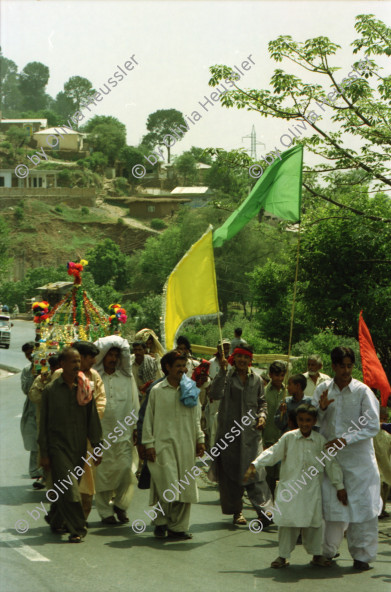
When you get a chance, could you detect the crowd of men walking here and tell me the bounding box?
[19,327,391,572]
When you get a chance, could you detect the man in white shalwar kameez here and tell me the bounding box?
[142,350,205,540]
[312,346,381,571]
[94,336,139,524]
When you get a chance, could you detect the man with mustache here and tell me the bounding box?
[142,350,205,540]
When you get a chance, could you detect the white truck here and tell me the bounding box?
[0,315,13,349]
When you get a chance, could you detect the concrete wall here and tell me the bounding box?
[0,171,12,188]
[0,187,96,209]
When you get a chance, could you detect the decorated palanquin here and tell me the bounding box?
[32,261,129,374]
[32,261,127,366]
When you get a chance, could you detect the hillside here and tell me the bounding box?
[2,197,158,279]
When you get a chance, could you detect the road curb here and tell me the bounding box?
[0,364,21,374]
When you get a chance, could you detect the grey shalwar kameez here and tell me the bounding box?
[209,366,273,516]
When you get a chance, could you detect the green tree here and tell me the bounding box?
[19,61,50,110]
[131,226,184,293]
[83,115,126,135]
[291,329,362,380]
[34,109,62,126]
[208,14,391,212]
[24,266,66,288]
[298,189,391,365]
[78,151,108,173]
[15,109,62,126]
[248,260,312,348]
[5,126,29,148]
[0,217,12,275]
[216,219,293,318]
[143,109,186,163]
[0,53,22,114]
[206,149,250,202]
[85,239,129,290]
[63,76,95,115]
[81,272,122,310]
[119,145,146,186]
[54,91,77,119]
[173,152,198,184]
[188,146,213,165]
[0,266,67,310]
[83,116,126,165]
[133,294,162,335]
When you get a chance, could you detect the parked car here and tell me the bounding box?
[0,315,13,349]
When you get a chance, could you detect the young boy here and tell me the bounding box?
[275,374,312,433]
[245,404,347,569]
[373,407,391,519]
[262,361,287,495]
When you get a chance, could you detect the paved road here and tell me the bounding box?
[0,324,390,591]
[0,319,36,372]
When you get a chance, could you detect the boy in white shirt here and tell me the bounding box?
[245,404,347,568]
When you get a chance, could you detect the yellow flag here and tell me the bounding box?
[162,227,219,349]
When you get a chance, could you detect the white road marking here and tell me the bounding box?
[0,529,50,562]
[15,414,22,418]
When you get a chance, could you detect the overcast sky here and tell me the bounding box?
[2,0,390,162]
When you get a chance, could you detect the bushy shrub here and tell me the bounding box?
[291,329,362,379]
[55,205,63,213]
[14,206,24,221]
[77,152,108,172]
[150,218,167,230]
[133,294,162,336]
[114,177,129,195]
[179,315,278,360]
[58,169,73,187]
[81,206,89,215]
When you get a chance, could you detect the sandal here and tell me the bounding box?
[68,534,82,543]
[50,526,67,534]
[271,557,289,569]
[233,513,247,525]
[311,555,332,567]
[33,477,45,490]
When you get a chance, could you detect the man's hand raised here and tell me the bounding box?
[319,389,335,411]
[219,356,228,372]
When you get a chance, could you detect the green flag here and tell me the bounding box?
[212,145,303,247]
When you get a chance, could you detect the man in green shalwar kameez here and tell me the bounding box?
[39,347,102,542]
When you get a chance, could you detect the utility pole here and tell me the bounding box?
[242,125,266,160]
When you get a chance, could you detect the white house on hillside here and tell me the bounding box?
[33,127,86,151]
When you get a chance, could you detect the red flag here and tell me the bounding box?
[358,311,391,406]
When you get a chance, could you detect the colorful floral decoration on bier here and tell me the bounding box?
[67,259,88,285]
[108,303,127,333]
[32,301,50,324]
[34,260,110,350]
